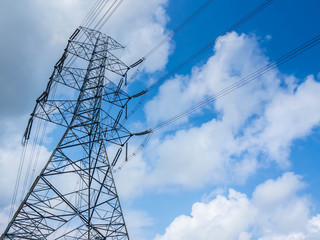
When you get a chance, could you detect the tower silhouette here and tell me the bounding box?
[1,27,132,240]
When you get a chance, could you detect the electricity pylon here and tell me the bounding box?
[1,27,134,240]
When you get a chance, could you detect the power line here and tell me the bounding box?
[127,0,276,119]
[81,0,103,27]
[94,0,119,30]
[65,0,123,68]
[97,0,125,31]
[9,80,58,222]
[115,33,320,171]
[149,33,320,132]
[128,0,216,83]
[145,0,216,60]
[9,145,27,219]
[113,132,153,172]
[148,0,275,92]
[86,0,111,28]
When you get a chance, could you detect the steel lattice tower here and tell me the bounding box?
[1,27,134,240]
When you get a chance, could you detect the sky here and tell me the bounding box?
[0,0,320,239]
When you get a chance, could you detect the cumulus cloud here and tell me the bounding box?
[115,32,320,198]
[256,76,320,163]
[154,173,320,240]
[144,32,272,126]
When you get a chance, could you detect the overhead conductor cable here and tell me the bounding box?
[127,0,276,118]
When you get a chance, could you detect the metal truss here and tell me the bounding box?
[1,27,132,240]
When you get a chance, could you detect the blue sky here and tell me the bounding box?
[0,0,320,239]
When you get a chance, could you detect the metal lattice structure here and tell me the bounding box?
[1,27,133,240]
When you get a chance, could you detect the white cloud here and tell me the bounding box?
[144,32,271,127]
[116,32,320,198]
[115,151,150,199]
[154,173,320,240]
[256,75,320,164]
[0,207,10,233]
[125,209,155,240]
